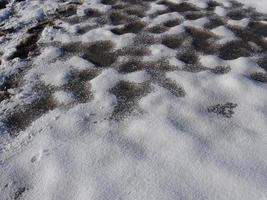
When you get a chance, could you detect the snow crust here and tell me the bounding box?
[0,0,267,200]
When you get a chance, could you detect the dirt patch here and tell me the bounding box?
[56,4,77,17]
[161,34,184,49]
[147,24,168,34]
[185,26,215,39]
[82,40,117,67]
[185,26,218,54]
[110,81,150,119]
[84,8,103,18]
[148,9,170,18]
[0,70,24,92]
[9,22,48,60]
[77,25,96,35]
[177,50,199,65]
[124,6,147,18]
[112,2,128,10]
[0,0,8,10]
[208,102,238,118]
[133,33,158,45]
[117,59,147,73]
[109,11,129,25]
[63,69,98,103]
[227,9,248,20]
[184,11,205,20]
[61,41,82,54]
[111,20,146,34]
[117,58,174,73]
[183,64,206,73]
[121,21,146,33]
[101,0,118,5]
[257,56,267,71]
[14,187,27,200]
[157,77,185,97]
[210,66,231,74]
[4,84,57,136]
[163,18,182,27]
[117,46,151,57]
[204,15,226,29]
[230,0,244,8]
[250,72,267,83]
[228,26,267,51]
[0,91,9,102]
[218,40,254,60]
[206,0,222,11]
[158,1,200,12]
[248,21,267,37]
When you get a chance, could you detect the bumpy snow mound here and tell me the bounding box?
[0,0,267,200]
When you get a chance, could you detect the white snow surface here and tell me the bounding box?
[0,0,267,200]
[234,0,267,13]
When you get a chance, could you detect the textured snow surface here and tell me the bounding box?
[0,0,267,200]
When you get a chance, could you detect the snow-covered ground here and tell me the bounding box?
[234,0,267,13]
[0,0,267,199]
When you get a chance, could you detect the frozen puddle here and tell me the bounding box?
[0,0,267,199]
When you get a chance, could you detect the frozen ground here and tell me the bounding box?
[0,0,267,199]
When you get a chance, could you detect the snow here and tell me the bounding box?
[37,47,63,63]
[234,0,267,13]
[39,61,71,87]
[227,18,250,27]
[211,26,236,44]
[147,12,183,27]
[68,56,95,70]
[183,17,209,28]
[214,6,227,16]
[144,44,177,61]
[0,0,267,200]
[53,91,74,105]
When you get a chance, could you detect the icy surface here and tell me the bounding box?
[0,0,267,200]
